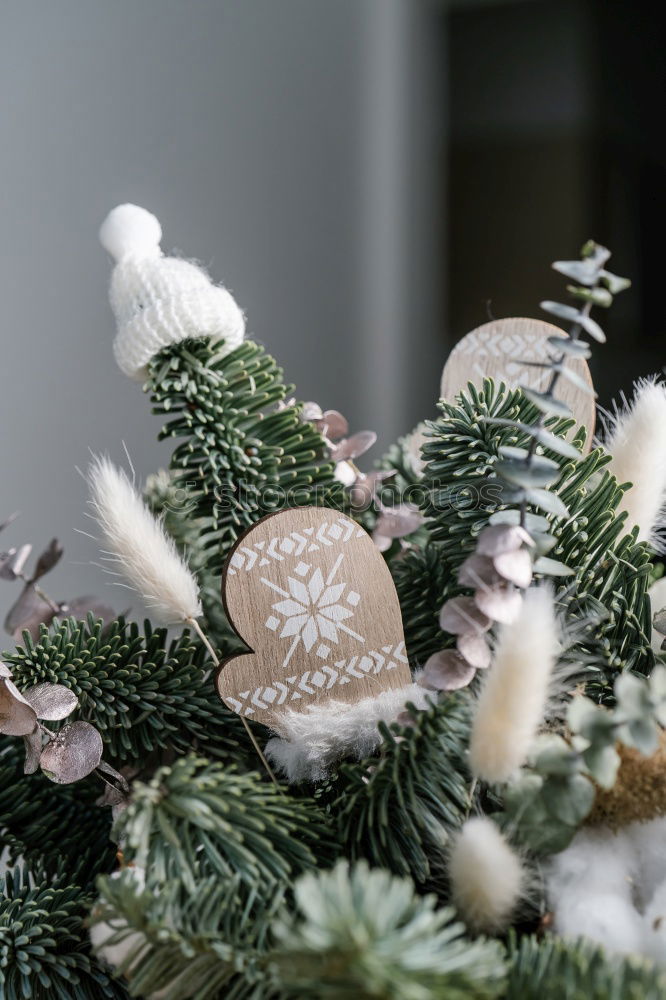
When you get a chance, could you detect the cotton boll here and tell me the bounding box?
[643,879,666,963]
[449,817,525,933]
[605,379,666,549]
[546,826,644,956]
[87,456,201,625]
[628,816,666,911]
[469,586,558,783]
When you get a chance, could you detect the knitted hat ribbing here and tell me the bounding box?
[99,204,245,379]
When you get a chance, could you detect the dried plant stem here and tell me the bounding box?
[186,616,282,791]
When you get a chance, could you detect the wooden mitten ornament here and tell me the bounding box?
[217,506,429,782]
[441,317,595,447]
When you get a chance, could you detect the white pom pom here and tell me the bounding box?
[99,204,162,262]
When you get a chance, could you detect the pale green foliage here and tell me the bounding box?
[272,861,507,1000]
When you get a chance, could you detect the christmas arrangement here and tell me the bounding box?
[2,203,666,998]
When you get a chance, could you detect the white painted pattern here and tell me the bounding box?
[224,641,408,717]
[227,516,364,574]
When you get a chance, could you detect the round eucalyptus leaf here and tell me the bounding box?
[458,554,502,589]
[0,677,38,736]
[439,596,491,635]
[456,632,491,670]
[552,259,599,286]
[533,556,574,577]
[493,548,533,589]
[524,488,570,519]
[40,721,103,784]
[547,335,591,358]
[539,300,581,322]
[23,682,78,721]
[23,727,43,775]
[476,524,533,557]
[474,584,522,624]
[421,649,476,691]
[521,386,572,418]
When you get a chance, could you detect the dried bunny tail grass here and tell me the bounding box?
[469,585,558,784]
[603,377,666,550]
[87,455,201,624]
[449,817,525,933]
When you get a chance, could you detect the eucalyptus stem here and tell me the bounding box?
[519,299,594,529]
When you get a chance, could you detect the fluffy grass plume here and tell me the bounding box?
[87,455,201,624]
[605,378,666,548]
[449,817,524,933]
[469,586,557,783]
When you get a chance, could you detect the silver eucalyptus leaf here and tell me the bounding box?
[0,676,38,736]
[476,524,533,557]
[5,585,56,640]
[533,556,575,577]
[489,509,550,533]
[458,554,502,589]
[474,584,523,624]
[520,386,572,418]
[493,548,533,589]
[23,682,78,721]
[654,608,666,637]
[301,401,324,422]
[547,335,591,358]
[494,457,560,489]
[599,270,631,295]
[456,632,491,670]
[39,721,103,784]
[32,539,64,581]
[374,505,422,539]
[331,430,377,462]
[23,726,43,774]
[539,300,582,323]
[439,596,492,635]
[318,409,349,440]
[551,259,599,286]
[421,649,477,691]
[372,532,393,552]
[524,487,570,519]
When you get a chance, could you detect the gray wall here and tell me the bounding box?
[0,0,445,613]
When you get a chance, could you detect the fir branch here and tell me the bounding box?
[0,867,127,1000]
[505,931,666,1000]
[115,755,337,895]
[0,737,116,890]
[411,380,653,687]
[330,695,471,884]
[145,338,345,583]
[272,860,507,1000]
[4,616,248,766]
[92,871,281,1000]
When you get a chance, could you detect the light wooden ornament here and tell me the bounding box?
[440,317,595,443]
[217,506,411,726]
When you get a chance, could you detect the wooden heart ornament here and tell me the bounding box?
[441,317,596,445]
[216,506,411,727]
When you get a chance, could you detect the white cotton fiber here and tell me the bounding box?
[265,682,432,782]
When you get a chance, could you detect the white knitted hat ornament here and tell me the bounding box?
[99,204,246,379]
